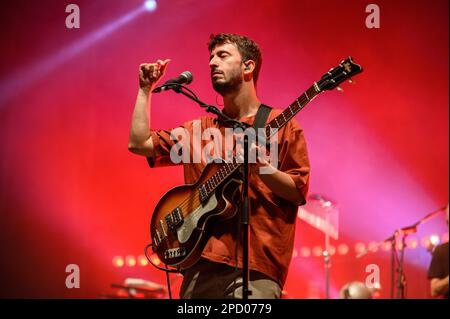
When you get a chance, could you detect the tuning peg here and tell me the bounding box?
[336,86,344,92]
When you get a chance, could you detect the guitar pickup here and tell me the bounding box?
[199,184,208,202]
[165,207,184,231]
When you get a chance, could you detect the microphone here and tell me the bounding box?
[153,71,193,93]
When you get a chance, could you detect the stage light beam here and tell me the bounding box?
[0,4,147,107]
[144,0,157,11]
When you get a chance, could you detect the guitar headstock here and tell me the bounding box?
[316,57,363,92]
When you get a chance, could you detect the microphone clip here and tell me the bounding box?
[152,83,181,93]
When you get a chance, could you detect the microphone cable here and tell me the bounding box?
[144,243,179,299]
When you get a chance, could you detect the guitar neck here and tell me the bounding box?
[264,84,319,139]
[198,83,320,202]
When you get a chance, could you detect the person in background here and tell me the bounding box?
[427,204,449,298]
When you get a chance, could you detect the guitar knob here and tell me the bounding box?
[336,86,344,92]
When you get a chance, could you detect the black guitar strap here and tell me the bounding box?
[252,104,272,150]
[252,104,272,131]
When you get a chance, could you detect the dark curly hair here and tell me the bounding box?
[208,33,262,86]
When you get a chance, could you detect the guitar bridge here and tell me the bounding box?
[164,247,186,260]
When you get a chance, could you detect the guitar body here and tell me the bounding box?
[150,162,243,270]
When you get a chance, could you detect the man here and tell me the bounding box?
[128,33,310,298]
[427,204,449,298]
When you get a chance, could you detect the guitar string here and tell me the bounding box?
[171,163,239,217]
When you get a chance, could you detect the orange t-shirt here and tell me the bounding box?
[147,108,310,287]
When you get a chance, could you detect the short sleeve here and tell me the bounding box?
[146,121,193,168]
[276,118,311,206]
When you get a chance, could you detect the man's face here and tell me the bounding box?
[209,42,244,95]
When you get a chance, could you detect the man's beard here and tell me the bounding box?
[212,69,243,96]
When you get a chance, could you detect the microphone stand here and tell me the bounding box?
[311,195,334,299]
[356,206,447,299]
[396,231,407,299]
[357,229,408,298]
[387,226,414,299]
[153,83,252,299]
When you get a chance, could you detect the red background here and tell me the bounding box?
[0,0,448,298]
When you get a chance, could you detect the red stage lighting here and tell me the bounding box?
[300,247,311,258]
[125,255,136,267]
[312,246,323,257]
[337,243,349,255]
[112,256,124,268]
[354,242,366,255]
[137,254,148,266]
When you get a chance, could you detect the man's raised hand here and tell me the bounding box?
[139,59,171,92]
